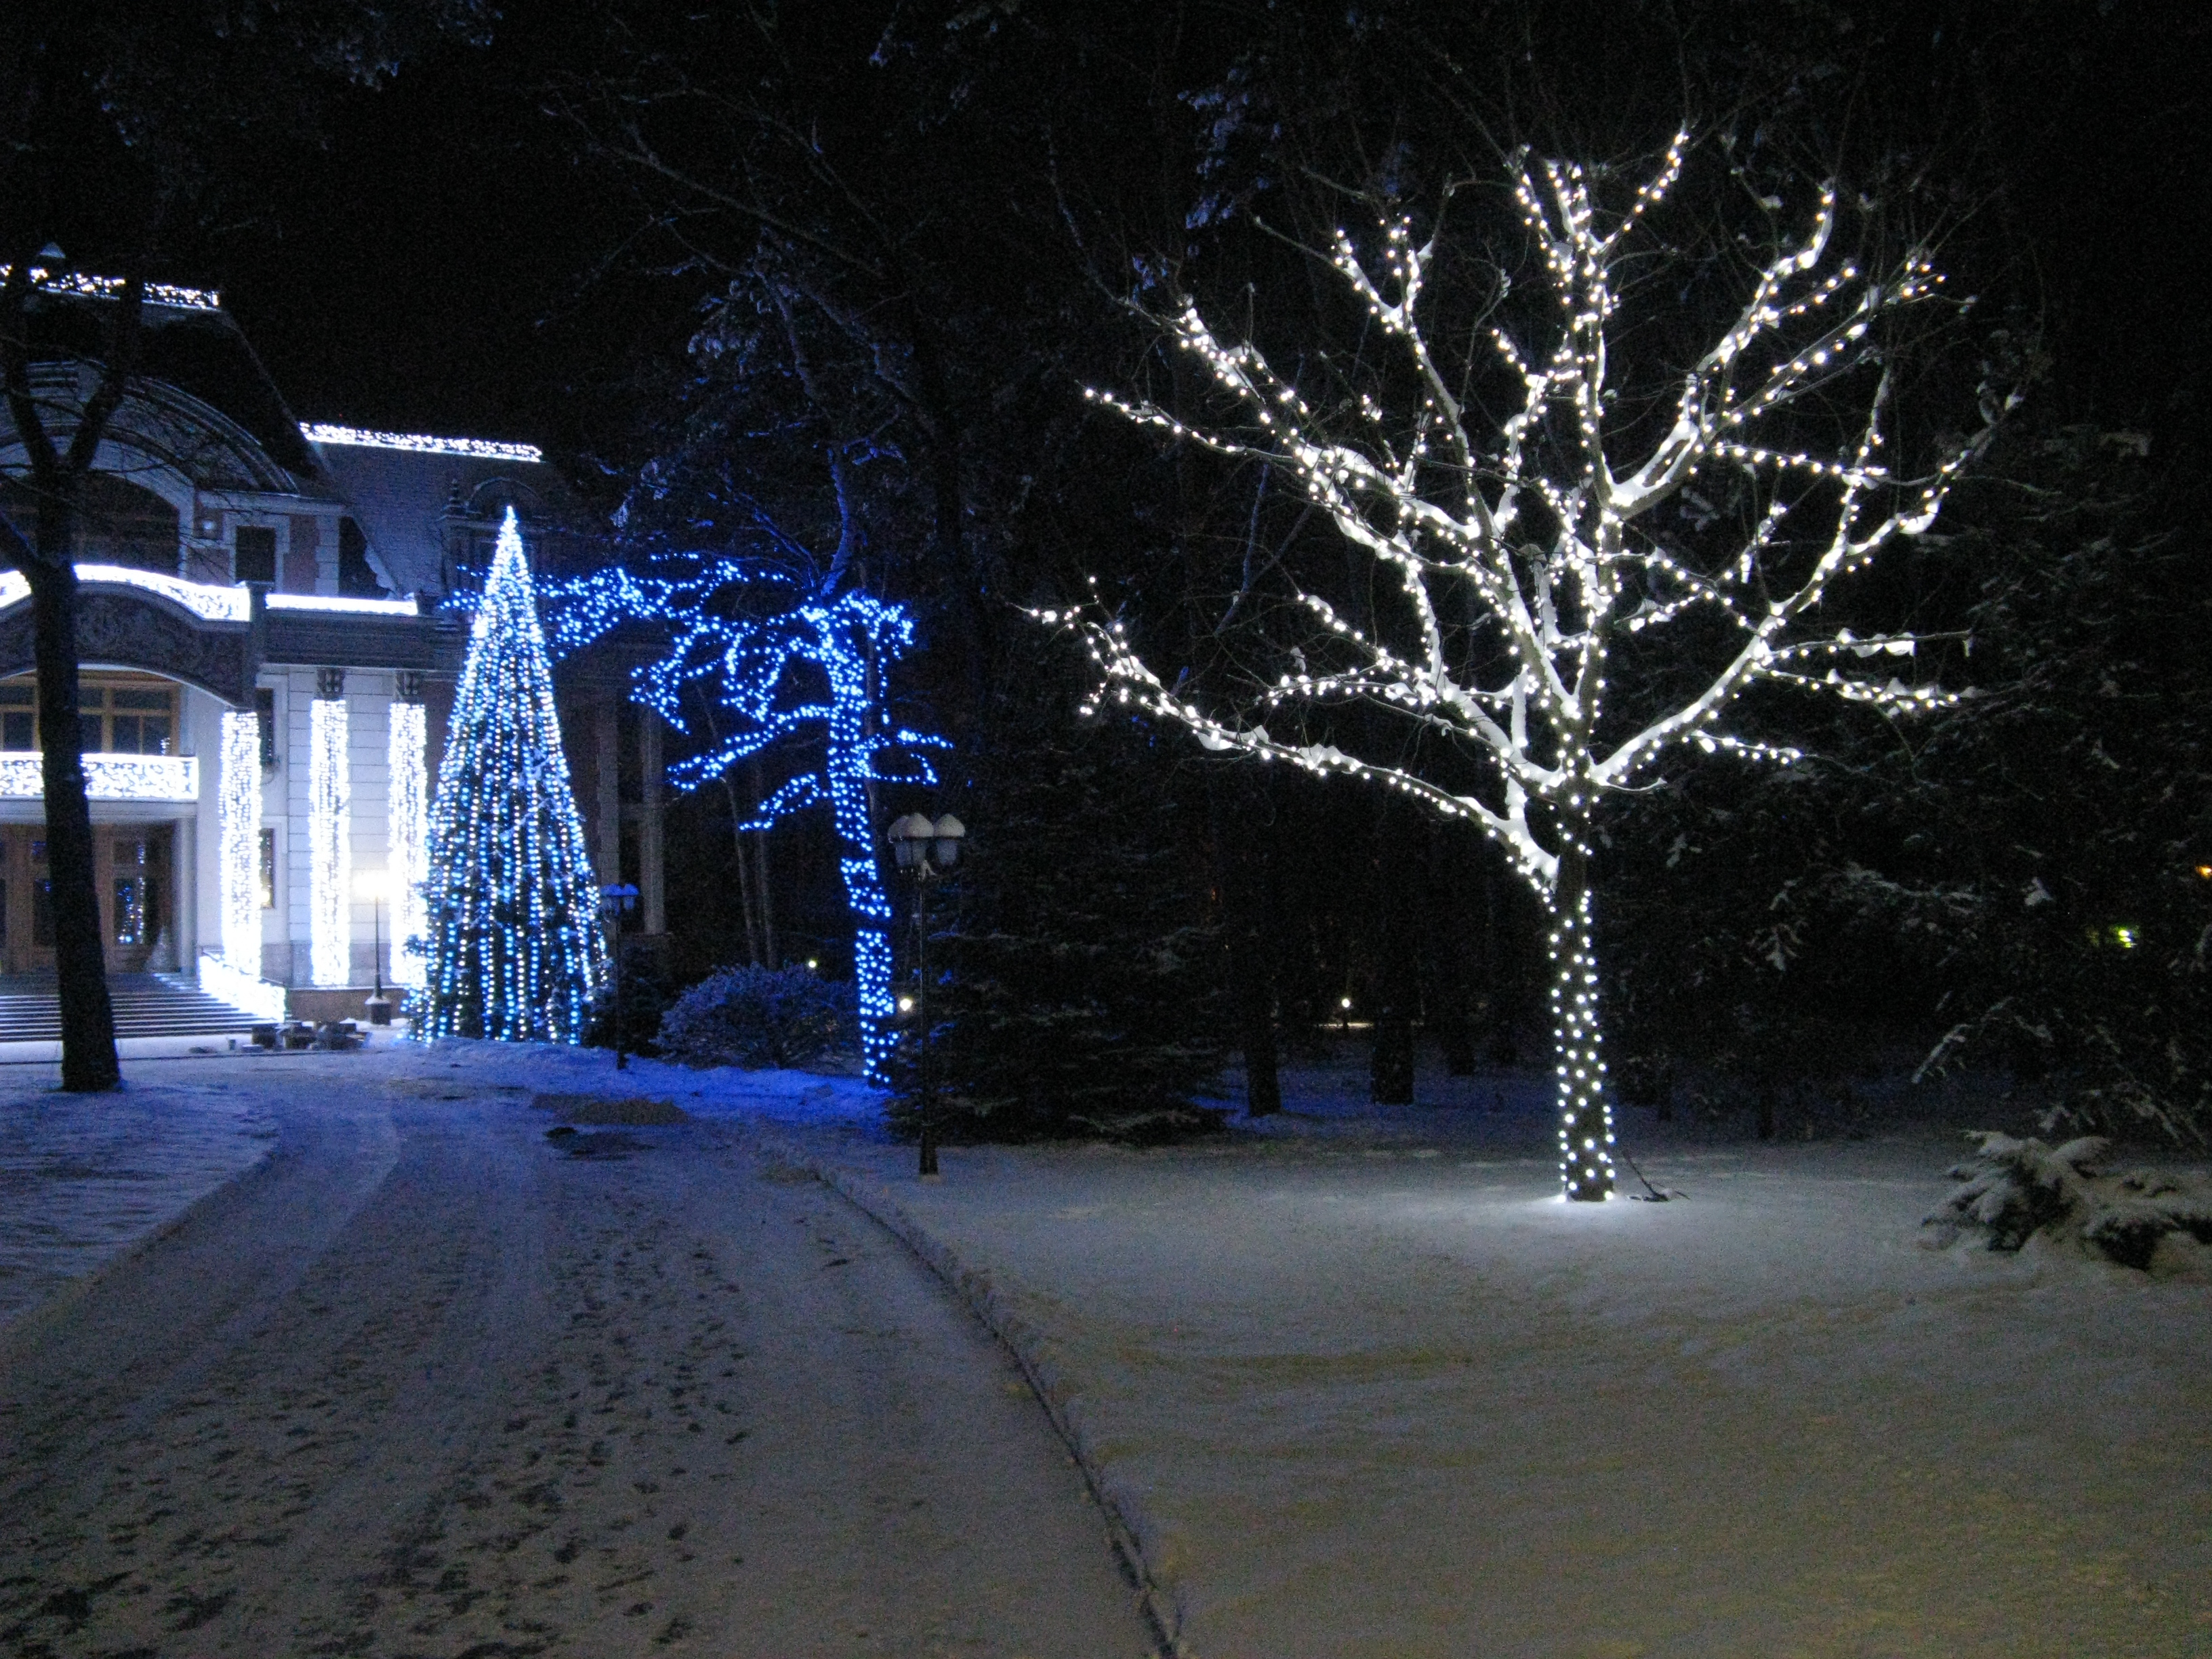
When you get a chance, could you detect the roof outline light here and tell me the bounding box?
[302,422,544,465]
[0,264,222,312]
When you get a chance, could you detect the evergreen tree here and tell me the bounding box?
[890,677,1229,1143]
[417,509,607,1042]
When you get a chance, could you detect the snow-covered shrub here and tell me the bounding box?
[1923,1132,2212,1268]
[656,964,857,1071]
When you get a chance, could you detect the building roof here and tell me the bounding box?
[305,432,591,598]
[17,289,323,480]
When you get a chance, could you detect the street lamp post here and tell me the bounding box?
[599,882,640,1069]
[354,869,390,1025]
[888,812,965,1177]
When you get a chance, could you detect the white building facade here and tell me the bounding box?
[0,281,663,1019]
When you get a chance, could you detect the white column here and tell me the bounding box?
[388,689,428,986]
[309,674,351,986]
[219,708,261,975]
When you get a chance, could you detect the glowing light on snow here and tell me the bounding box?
[309,695,352,987]
[388,698,428,988]
[220,710,262,976]
[1052,136,2012,1200]
[302,423,543,464]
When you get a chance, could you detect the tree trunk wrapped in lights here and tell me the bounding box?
[417,509,607,1042]
[1054,136,2011,1199]
[545,564,945,1084]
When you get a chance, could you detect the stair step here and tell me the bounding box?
[0,972,276,1041]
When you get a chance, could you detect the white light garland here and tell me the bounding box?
[0,754,199,800]
[1058,136,2012,1201]
[197,951,287,1022]
[0,565,251,623]
[387,698,428,988]
[266,592,420,617]
[0,264,222,311]
[302,423,544,464]
[219,710,261,975]
[309,696,352,987]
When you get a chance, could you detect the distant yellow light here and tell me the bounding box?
[2198,865,2211,880]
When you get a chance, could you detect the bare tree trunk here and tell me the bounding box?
[1425,822,1477,1077]
[2,258,131,1091]
[1370,798,1418,1106]
[750,756,778,967]
[1204,771,1280,1116]
[26,561,119,1088]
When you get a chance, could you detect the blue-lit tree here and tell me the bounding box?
[549,560,943,1080]
[418,509,609,1042]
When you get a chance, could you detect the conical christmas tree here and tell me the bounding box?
[416,508,607,1042]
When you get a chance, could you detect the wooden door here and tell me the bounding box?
[0,826,170,973]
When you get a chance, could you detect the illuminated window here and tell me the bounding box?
[259,827,276,909]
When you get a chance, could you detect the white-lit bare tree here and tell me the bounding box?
[1050,136,2009,1199]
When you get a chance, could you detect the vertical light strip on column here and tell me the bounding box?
[309,680,351,986]
[218,708,262,976]
[388,693,428,986]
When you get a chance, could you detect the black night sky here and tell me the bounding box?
[4,0,2210,1101]
[188,3,2207,475]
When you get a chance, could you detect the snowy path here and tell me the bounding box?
[0,1065,1156,1657]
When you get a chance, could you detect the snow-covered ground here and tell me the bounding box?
[0,1052,280,1330]
[0,1044,1155,1658]
[7,1038,2207,1656]
[751,1054,2212,1659]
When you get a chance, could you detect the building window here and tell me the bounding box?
[234,524,278,584]
[0,682,31,751]
[255,687,278,769]
[0,676,173,752]
[258,827,276,909]
[338,517,382,596]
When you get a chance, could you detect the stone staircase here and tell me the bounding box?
[0,972,268,1043]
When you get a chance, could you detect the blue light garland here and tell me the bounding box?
[417,510,608,1042]
[547,560,943,1082]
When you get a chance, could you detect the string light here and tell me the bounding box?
[547,565,944,1083]
[219,710,261,976]
[0,754,199,799]
[197,951,287,1021]
[266,592,419,617]
[302,423,544,464]
[0,264,222,311]
[308,693,351,987]
[416,510,606,1042]
[0,565,250,623]
[388,697,428,988]
[1059,138,2005,1200]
